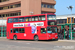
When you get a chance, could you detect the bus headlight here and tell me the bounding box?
[55,35,57,37]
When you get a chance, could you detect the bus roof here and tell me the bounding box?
[7,13,55,19]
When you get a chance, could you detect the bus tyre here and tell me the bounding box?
[34,35,38,41]
[13,35,17,40]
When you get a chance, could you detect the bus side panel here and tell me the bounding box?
[13,33,25,39]
[25,27,34,40]
[11,27,32,40]
[7,23,13,39]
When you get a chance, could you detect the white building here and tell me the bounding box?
[0,19,6,26]
[56,14,75,24]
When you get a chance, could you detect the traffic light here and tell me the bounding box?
[67,17,74,23]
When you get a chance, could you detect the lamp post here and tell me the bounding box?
[30,11,34,15]
[67,6,73,40]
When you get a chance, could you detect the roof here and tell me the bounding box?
[56,14,75,19]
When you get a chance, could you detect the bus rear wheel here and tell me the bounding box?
[13,35,17,40]
[34,35,38,41]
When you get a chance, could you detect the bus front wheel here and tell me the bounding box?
[13,35,17,40]
[34,35,38,41]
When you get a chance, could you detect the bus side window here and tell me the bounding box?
[13,18,18,22]
[19,17,24,22]
[19,28,25,33]
[13,28,18,33]
[32,16,38,21]
[28,17,31,21]
[25,17,29,22]
[39,15,45,21]
[11,29,12,33]
[41,28,46,33]
[8,18,13,23]
[32,17,35,21]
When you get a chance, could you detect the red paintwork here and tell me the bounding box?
[6,13,58,40]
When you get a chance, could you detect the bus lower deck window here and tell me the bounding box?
[19,28,25,33]
[41,28,46,33]
[13,28,18,33]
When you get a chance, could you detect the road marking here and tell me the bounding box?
[26,43,30,44]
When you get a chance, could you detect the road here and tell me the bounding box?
[0,38,75,50]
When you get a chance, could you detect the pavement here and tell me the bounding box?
[0,37,75,50]
[0,37,75,42]
[58,39,75,42]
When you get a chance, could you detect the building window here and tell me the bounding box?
[41,12,51,14]
[57,19,67,24]
[57,20,59,23]
[44,4,46,7]
[41,4,44,7]
[0,3,21,10]
[41,4,54,9]
[0,0,9,2]
[47,5,50,8]
[59,20,63,24]
[50,5,54,8]
[0,12,21,17]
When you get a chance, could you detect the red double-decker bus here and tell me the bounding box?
[7,13,58,41]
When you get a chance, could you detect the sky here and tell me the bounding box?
[55,0,75,15]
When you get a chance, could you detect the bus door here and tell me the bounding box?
[7,28,12,39]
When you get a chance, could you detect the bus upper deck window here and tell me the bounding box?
[32,17,35,21]
[25,17,28,22]
[25,17,31,22]
[28,17,31,21]
[35,16,38,21]
[47,15,56,20]
[13,18,18,22]
[39,15,45,21]
[32,16,38,21]
[8,18,13,23]
[19,17,24,22]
